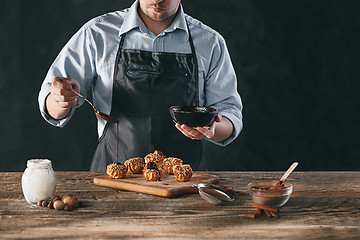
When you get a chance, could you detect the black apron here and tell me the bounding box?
[90,24,205,171]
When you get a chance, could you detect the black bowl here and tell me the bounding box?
[169,106,218,127]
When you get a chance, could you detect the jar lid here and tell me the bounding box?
[26,159,52,169]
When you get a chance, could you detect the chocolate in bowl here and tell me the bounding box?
[247,180,293,208]
[169,106,218,127]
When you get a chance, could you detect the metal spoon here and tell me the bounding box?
[193,183,235,205]
[56,77,118,123]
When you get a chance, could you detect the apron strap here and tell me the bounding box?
[186,20,200,106]
[112,33,127,85]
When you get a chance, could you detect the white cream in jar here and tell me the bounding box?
[21,159,56,204]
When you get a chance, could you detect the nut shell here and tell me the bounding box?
[106,162,127,179]
[173,164,193,182]
[124,157,145,174]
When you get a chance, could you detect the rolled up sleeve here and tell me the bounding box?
[38,25,96,127]
[203,38,243,146]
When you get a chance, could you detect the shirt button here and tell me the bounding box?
[156,38,160,42]
[169,35,173,39]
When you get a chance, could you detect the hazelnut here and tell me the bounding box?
[53,200,65,210]
[61,194,71,199]
[37,200,44,206]
[41,200,48,207]
[64,205,72,211]
[51,195,61,203]
[62,194,79,208]
[47,202,54,209]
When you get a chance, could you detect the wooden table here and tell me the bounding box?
[0,171,359,239]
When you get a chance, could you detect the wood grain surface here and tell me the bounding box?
[0,171,359,239]
[93,172,219,197]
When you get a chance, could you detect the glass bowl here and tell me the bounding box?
[247,180,293,208]
[169,106,218,127]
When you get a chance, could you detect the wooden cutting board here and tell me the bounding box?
[93,172,219,197]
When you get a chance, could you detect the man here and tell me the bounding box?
[38,0,243,171]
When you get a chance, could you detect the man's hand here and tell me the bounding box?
[175,114,233,142]
[46,77,80,119]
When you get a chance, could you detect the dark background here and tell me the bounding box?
[1,0,359,172]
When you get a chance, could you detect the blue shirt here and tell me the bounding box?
[38,0,243,146]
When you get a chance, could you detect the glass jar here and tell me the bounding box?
[21,159,56,204]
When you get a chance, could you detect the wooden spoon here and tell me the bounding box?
[276,162,298,188]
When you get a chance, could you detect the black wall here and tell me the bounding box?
[1,0,359,171]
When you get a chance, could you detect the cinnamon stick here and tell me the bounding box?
[243,214,256,219]
[269,211,278,218]
[254,208,262,217]
[264,210,273,218]
[251,202,279,213]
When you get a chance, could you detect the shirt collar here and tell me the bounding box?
[118,0,188,37]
